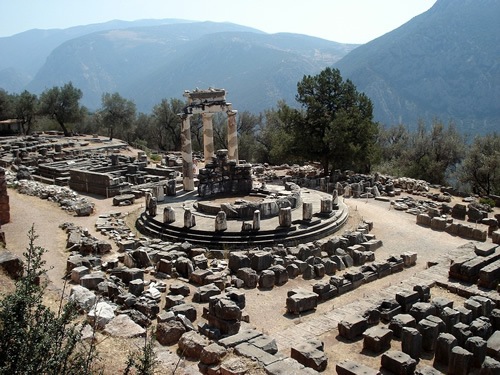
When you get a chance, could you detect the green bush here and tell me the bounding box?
[479,197,496,208]
[0,226,101,374]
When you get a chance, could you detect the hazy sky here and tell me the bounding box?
[0,0,437,44]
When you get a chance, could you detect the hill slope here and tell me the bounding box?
[334,0,500,134]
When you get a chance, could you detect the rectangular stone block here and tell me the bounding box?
[338,315,368,341]
[336,360,380,375]
[381,351,416,375]
[396,290,420,313]
[401,327,422,360]
[363,327,392,353]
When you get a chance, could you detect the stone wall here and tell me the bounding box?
[197,150,252,198]
[0,168,9,224]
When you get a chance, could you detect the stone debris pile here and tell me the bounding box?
[12,176,94,216]
[60,222,112,255]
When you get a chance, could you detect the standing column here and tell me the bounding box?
[227,110,239,163]
[202,113,214,163]
[180,113,194,191]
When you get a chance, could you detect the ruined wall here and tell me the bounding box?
[69,169,125,197]
[197,150,252,198]
[0,168,10,224]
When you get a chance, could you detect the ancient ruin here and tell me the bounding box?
[0,91,499,374]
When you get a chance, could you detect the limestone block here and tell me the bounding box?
[69,285,97,312]
[338,315,368,341]
[260,270,276,289]
[87,301,115,329]
[156,259,172,275]
[491,309,500,331]
[410,302,437,322]
[290,342,327,372]
[431,296,454,317]
[448,346,473,375]
[228,252,251,273]
[200,342,227,365]
[480,356,500,374]
[471,295,494,317]
[381,351,416,375]
[434,333,458,366]
[464,298,483,320]
[465,336,487,368]
[479,259,500,288]
[71,265,89,283]
[452,322,473,347]
[363,326,393,353]
[401,252,417,267]
[156,320,186,346]
[396,290,420,313]
[193,283,221,303]
[129,279,144,297]
[401,327,422,360]
[236,267,258,289]
[286,263,300,279]
[279,207,292,227]
[431,217,447,231]
[337,361,381,375]
[455,305,473,324]
[379,299,403,323]
[313,281,337,301]
[286,289,318,315]
[250,250,272,271]
[163,206,175,223]
[417,213,432,226]
[189,269,212,286]
[80,272,105,291]
[418,318,440,352]
[178,331,210,359]
[248,334,278,355]
[165,294,185,309]
[103,314,145,338]
[470,318,493,340]
[441,307,460,332]
[389,314,417,339]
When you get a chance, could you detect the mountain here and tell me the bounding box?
[1,21,356,113]
[334,0,500,134]
[0,19,200,92]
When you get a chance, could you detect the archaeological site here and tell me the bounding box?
[0,89,499,375]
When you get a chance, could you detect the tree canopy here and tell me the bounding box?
[99,92,136,141]
[39,82,84,136]
[459,133,500,196]
[291,67,379,175]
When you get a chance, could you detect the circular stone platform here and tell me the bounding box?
[136,186,349,249]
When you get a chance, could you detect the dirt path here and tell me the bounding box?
[3,189,144,293]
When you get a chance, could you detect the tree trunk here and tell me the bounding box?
[58,120,70,137]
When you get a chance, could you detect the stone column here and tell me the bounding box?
[180,113,194,191]
[279,207,292,227]
[303,202,313,221]
[202,113,214,163]
[145,191,152,212]
[163,206,176,224]
[253,210,261,231]
[184,209,196,228]
[320,198,333,214]
[227,110,238,163]
[215,211,227,232]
